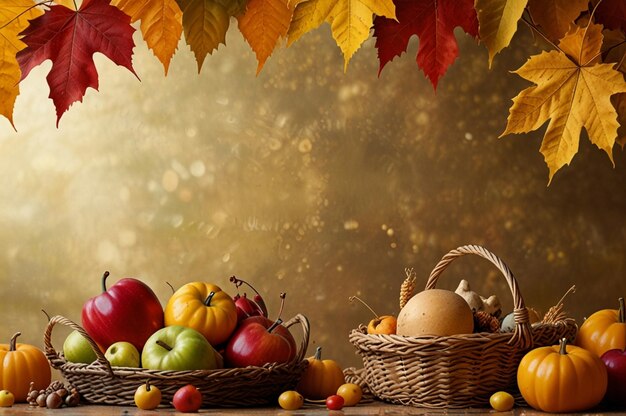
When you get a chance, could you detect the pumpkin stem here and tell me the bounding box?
[9,332,21,351]
[314,346,322,360]
[559,338,568,355]
[155,340,173,351]
[349,295,379,319]
[267,318,284,333]
[101,271,110,293]
[619,297,625,323]
[204,291,216,306]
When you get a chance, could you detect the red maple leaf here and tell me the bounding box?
[373,0,478,90]
[594,0,626,32]
[16,0,137,126]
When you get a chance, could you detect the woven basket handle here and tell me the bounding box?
[425,244,533,349]
[283,313,310,363]
[43,315,114,376]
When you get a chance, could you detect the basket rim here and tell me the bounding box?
[44,313,310,377]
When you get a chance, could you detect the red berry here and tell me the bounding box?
[326,394,344,410]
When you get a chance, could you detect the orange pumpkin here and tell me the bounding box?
[164,282,238,346]
[0,332,51,402]
[296,346,345,400]
[517,338,607,413]
[576,297,626,357]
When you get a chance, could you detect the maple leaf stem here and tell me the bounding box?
[0,0,55,31]
[580,0,604,65]
[520,16,564,55]
[589,40,626,68]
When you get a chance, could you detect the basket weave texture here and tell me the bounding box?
[44,314,309,407]
[349,245,578,409]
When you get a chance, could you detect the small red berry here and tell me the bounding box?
[326,394,344,410]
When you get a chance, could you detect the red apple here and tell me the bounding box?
[172,385,202,413]
[225,316,296,367]
[601,348,626,406]
[82,271,164,351]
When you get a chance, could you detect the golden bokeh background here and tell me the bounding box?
[1,25,625,372]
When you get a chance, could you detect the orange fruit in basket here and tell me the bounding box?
[396,289,474,337]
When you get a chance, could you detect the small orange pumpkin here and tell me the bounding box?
[296,346,345,400]
[576,297,626,357]
[517,338,607,413]
[0,332,51,402]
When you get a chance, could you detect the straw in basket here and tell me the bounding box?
[349,244,577,408]
[44,314,310,407]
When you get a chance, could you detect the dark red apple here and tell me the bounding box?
[601,348,626,406]
[82,271,164,352]
[172,384,202,413]
[224,316,296,367]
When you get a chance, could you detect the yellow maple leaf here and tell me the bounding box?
[176,0,231,72]
[614,94,626,148]
[112,0,183,75]
[0,0,42,128]
[527,0,588,42]
[475,0,527,67]
[287,0,396,71]
[237,0,293,74]
[501,23,626,183]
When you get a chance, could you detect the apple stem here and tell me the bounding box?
[166,282,175,294]
[619,298,625,323]
[314,346,322,360]
[155,340,173,352]
[204,291,215,306]
[145,380,152,392]
[559,338,568,355]
[267,318,284,333]
[101,271,110,293]
[230,276,268,316]
[9,332,21,352]
[349,295,379,319]
[276,292,286,322]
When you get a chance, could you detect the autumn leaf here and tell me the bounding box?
[594,0,626,32]
[16,0,137,126]
[501,23,626,182]
[112,0,183,74]
[237,0,293,74]
[0,0,42,127]
[604,29,626,148]
[527,0,588,42]
[475,0,527,67]
[176,0,231,72]
[373,0,477,90]
[288,0,396,71]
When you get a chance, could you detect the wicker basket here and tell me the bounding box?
[349,244,578,408]
[44,314,310,407]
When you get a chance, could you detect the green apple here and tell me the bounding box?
[105,341,140,367]
[63,330,97,364]
[141,325,218,371]
[0,390,15,407]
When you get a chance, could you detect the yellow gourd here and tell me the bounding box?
[296,347,345,400]
[397,289,474,336]
[0,332,51,402]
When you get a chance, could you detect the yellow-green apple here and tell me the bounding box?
[105,341,140,367]
[141,326,218,371]
[63,330,97,364]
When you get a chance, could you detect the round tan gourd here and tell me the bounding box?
[397,289,474,336]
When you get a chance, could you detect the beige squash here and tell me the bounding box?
[397,289,474,336]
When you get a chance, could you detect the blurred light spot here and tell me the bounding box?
[387,228,394,237]
[190,160,205,177]
[216,97,229,106]
[178,188,193,202]
[298,139,312,153]
[415,111,429,126]
[162,170,179,192]
[97,240,119,264]
[344,219,359,230]
[390,242,397,248]
[118,230,137,247]
[185,127,198,138]
[465,132,473,141]
[381,224,388,231]
[212,211,228,225]
[222,253,231,262]
[336,265,343,271]
[171,215,184,228]
[268,138,282,151]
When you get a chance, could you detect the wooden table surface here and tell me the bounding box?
[1,402,625,415]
